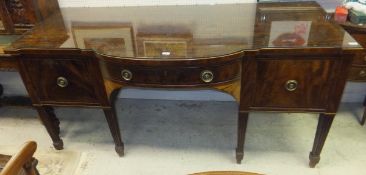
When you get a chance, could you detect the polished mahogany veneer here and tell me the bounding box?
[0,1,364,168]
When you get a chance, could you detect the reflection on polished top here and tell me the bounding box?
[3,2,363,58]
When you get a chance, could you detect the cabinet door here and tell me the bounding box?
[252,59,334,110]
[21,58,102,105]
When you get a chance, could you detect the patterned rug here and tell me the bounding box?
[0,146,80,175]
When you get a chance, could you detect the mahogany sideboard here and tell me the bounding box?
[339,21,366,125]
[0,1,363,167]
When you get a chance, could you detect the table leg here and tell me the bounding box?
[35,106,63,150]
[236,112,249,164]
[309,113,334,168]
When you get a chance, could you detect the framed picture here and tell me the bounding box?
[71,22,136,57]
[193,38,248,57]
[268,21,311,47]
[253,3,337,47]
[0,20,4,31]
[0,35,20,53]
[136,32,193,58]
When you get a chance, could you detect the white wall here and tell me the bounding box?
[58,0,256,7]
[57,0,343,12]
[258,0,343,12]
[60,4,255,42]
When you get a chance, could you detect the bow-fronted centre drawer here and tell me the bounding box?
[100,60,241,87]
[348,66,366,82]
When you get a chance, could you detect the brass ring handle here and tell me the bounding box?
[121,69,133,81]
[57,77,68,88]
[359,70,366,77]
[285,80,298,92]
[200,70,214,83]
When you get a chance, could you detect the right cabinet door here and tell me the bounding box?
[253,59,335,110]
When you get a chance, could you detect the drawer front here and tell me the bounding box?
[100,60,241,86]
[351,53,366,65]
[253,59,333,109]
[0,56,18,71]
[348,33,366,48]
[21,59,99,104]
[348,66,366,82]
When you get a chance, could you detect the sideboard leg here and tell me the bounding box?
[0,84,3,107]
[0,84,3,97]
[35,106,63,150]
[236,112,249,164]
[104,88,125,157]
[103,108,124,157]
[361,96,366,125]
[309,113,334,168]
[361,108,366,126]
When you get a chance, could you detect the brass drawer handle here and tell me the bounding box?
[285,80,298,92]
[121,69,133,81]
[359,70,366,77]
[201,70,214,83]
[57,77,68,88]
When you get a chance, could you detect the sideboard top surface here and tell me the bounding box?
[3,1,363,58]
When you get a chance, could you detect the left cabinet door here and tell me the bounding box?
[20,58,102,106]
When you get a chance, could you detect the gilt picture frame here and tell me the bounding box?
[193,38,248,57]
[71,22,136,57]
[136,32,193,58]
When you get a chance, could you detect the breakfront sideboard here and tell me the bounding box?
[0,1,363,167]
